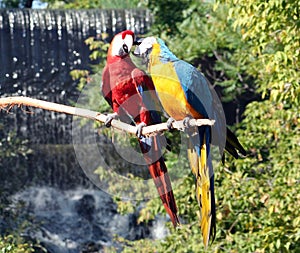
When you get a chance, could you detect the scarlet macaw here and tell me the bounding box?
[134,37,246,246]
[101,30,180,227]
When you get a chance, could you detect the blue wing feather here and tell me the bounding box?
[136,77,162,125]
[157,38,226,153]
[173,60,213,118]
[173,60,226,153]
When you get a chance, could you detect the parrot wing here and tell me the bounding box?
[174,60,245,158]
[101,65,113,108]
[172,60,218,246]
[131,67,163,124]
[172,59,245,245]
[174,60,226,151]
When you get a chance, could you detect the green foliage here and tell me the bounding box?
[146,0,190,35]
[45,0,141,9]
[0,235,35,253]
[147,0,256,106]
[115,0,300,252]
[64,0,299,251]
[70,35,109,92]
[223,0,300,104]
[0,0,20,8]
[0,130,31,161]
[98,0,141,9]
[221,4,300,250]
[63,0,102,9]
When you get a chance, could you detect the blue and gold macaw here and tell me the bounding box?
[134,37,246,246]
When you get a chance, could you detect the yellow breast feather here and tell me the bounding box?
[149,53,202,120]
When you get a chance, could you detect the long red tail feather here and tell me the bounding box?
[139,135,179,227]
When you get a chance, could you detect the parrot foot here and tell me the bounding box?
[105,112,118,127]
[136,122,147,138]
[183,116,192,128]
[167,117,175,130]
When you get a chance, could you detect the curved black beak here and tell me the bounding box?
[132,38,144,57]
[133,38,143,46]
[133,41,142,46]
[132,38,149,67]
[132,46,141,57]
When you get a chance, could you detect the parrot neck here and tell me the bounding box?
[149,39,178,69]
[106,42,133,64]
[149,43,162,67]
[107,54,131,64]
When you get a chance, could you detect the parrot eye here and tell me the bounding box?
[122,44,128,53]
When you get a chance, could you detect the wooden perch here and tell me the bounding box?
[0,96,215,136]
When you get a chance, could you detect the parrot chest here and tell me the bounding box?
[109,65,137,102]
[150,62,202,120]
[108,64,146,121]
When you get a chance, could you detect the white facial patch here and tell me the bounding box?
[138,37,157,55]
[123,34,133,52]
[111,33,134,56]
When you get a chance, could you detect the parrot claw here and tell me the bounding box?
[183,116,192,128]
[136,122,147,138]
[105,112,118,127]
[167,117,175,130]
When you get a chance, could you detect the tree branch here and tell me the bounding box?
[0,96,214,136]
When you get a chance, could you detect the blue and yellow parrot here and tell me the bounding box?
[134,37,246,246]
[101,31,180,227]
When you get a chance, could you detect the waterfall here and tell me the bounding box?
[0,8,152,188]
[0,9,156,252]
[0,8,152,143]
[0,9,152,98]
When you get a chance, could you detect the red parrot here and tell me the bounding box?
[101,30,180,227]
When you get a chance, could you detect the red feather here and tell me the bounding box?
[121,30,134,40]
[102,31,179,226]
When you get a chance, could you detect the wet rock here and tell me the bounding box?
[75,194,96,221]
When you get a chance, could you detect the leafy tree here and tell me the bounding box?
[222,1,300,250]
[114,0,300,252]
[3,0,298,251]
[69,0,299,251]
[45,0,141,9]
[145,0,190,35]
[0,235,35,253]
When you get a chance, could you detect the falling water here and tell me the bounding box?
[0,8,152,187]
[8,186,152,252]
[0,9,152,144]
[0,9,161,252]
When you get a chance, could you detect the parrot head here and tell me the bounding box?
[107,30,135,62]
[133,37,157,65]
